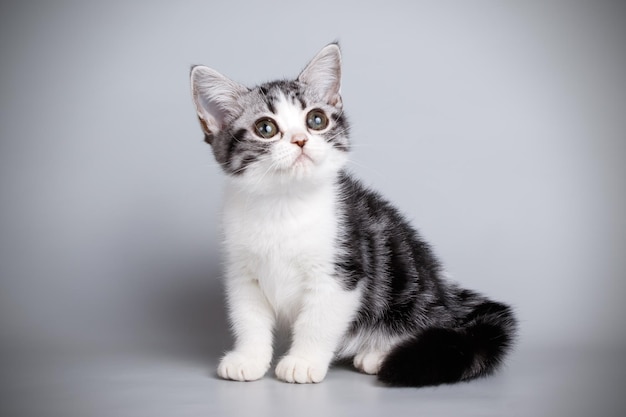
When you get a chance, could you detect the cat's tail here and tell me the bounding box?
[377,295,517,387]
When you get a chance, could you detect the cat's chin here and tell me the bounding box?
[290,153,315,170]
[229,151,347,194]
[267,151,319,179]
[283,150,349,183]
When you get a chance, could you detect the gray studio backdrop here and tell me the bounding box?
[1,1,625,416]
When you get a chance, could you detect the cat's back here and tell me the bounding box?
[335,171,443,291]
[336,171,410,229]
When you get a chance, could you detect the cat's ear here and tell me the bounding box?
[298,43,343,108]
[190,66,249,144]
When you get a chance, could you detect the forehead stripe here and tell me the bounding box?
[259,86,276,114]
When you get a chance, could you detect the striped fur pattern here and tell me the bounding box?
[190,43,517,386]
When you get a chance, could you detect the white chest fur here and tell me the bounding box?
[221,181,339,319]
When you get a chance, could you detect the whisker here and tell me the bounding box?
[250,156,278,189]
[342,143,375,148]
[346,158,383,178]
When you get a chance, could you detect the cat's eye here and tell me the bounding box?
[254,118,279,139]
[306,109,329,131]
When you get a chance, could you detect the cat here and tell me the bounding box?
[189,43,517,386]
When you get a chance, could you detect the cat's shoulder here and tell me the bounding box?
[337,171,394,210]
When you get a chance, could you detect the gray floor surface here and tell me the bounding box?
[3,345,624,417]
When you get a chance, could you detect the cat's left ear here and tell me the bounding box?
[190,66,249,144]
[298,43,343,108]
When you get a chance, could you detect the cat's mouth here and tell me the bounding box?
[293,152,313,166]
[272,149,318,175]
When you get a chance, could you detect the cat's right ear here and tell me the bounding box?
[190,66,249,144]
[298,43,343,108]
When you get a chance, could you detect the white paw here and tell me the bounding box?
[354,351,385,375]
[217,351,270,381]
[275,355,328,384]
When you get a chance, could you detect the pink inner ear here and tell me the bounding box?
[329,94,343,108]
[198,116,211,135]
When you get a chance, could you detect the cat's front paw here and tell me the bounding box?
[217,351,270,382]
[275,355,328,384]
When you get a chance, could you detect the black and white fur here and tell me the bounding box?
[190,43,517,386]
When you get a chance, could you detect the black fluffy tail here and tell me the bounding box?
[377,301,517,387]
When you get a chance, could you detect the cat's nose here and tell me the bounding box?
[290,133,308,148]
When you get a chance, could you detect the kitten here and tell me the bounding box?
[189,43,517,386]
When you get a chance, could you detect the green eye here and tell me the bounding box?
[306,109,329,131]
[254,118,279,139]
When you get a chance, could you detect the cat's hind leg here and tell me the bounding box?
[350,333,405,375]
[353,351,387,375]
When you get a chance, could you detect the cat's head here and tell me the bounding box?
[190,44,350,189]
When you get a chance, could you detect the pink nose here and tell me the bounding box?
[291,133,308,148]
